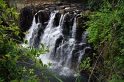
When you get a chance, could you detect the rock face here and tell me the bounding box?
[19,6,36,39]
[19,2,90,35]
[19,2,88,40]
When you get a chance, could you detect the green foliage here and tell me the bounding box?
[0,0,22,81]
[0,0,52,82]
[80,57,91,70]
[84,0,124,81]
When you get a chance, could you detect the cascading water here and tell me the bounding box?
[24,10,91,82]
[25,14,43,48]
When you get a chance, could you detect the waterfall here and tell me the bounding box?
[25,17,36,44]
[25,15,43,48]
[72,17,76,38]
[24,10,91,81]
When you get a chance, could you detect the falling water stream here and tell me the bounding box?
[24,10,91,82]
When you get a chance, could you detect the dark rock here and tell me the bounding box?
[72,49,80,62]
[59,10,65,14]
[75,9,82,14]
[49,7,56,12]
[35,10,49,26]
[19,6,36,40]
[76,16,83,28]
[70,4,76,7]
[56,2,64,6]
[62,14,71,36]
[54,36,63,59]
[19,6,35,32]
[75,15,90,41]
[54,13,61,27]
[36,5,44,11]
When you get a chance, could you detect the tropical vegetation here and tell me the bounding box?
[83,0,124,81]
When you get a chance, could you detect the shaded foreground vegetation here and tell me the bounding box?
[0,0,124,82]
[0,0,50,81]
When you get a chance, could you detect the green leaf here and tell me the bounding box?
[6,8,11,13]
[45,46,50,53]
[29,69,34,74]
[2,13,7,20]
[40,43,44,49]
[2,34,6,38]
[24,39,28,44]
[43,64,47,68]
[5,53,11,58]
[0,0,6,7]
[48,62,52,66]
[39,59,43,67]
[14,31,19,36]
[22,67,27,72]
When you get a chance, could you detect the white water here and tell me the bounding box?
[72,17,76,38]
[39,11,76,76]
[25,15,42,47]
[40,11,62,58]
[25,17,37,44]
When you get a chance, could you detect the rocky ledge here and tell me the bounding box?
[18,2,91,39]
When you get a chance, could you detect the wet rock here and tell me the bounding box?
[62,14,74,36]
[59,6,65,9]
[54,36,63,56]
[19,6,35,32]
[75,9,82,14]
[59,10,65,14]
[76,16,83,28]
[36,5,44,11]
[56,2,64,6]
[70,4,76,7]
[49,7,56,12]
[35,10,49,26]
[54,13,61,27]
[64,7,73,13]
[19,6,36,39]
[72,49,80,62]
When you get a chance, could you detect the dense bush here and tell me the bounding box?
[84,0,124,81]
